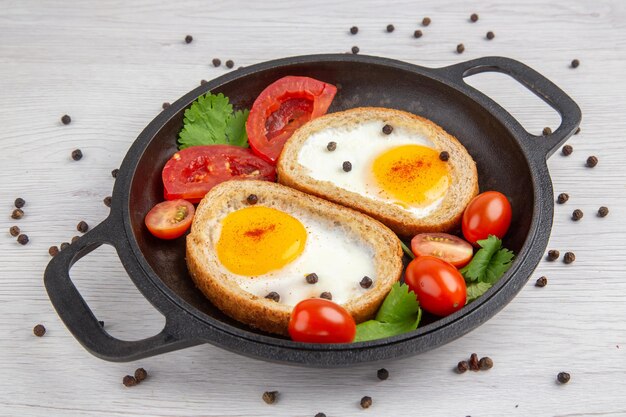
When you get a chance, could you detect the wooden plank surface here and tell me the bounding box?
[1,1,625,416]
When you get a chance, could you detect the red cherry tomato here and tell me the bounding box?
[411,233,474,268]
[462,191,512,245]
[145,199,195,240]
[405,256,467,317]
[246,76,337,164]
[288,298,356,343]
[162,145,276,203]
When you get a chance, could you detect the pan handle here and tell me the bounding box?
[44,216,201,362]
[438,56,582,159]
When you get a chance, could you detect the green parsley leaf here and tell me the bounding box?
[354,311,422,342]
[459,235,502,281]
[177,93,250,149]
[465,281,492,303]
[400,241,415,259]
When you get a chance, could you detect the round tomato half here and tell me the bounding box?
[462,191,512,245]
[145,199,195,240]
[162,145,276,203]
[288,298,356,344]
[411,233,474,268]
[246,76,337,164]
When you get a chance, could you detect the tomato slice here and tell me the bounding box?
[246,76,337,164]
[288,298,356,344]
[462,191,512,245]
[162,145,276,203]
[145,199,195,240]
[411,233,474,268]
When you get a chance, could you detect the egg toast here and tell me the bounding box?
[186,180,403,336]
[277,107,479,237]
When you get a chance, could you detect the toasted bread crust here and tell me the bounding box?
[277,107,479,238]
[186,180,403,336]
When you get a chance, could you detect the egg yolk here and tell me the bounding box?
[216,206,307,276]
[372,144,450,206]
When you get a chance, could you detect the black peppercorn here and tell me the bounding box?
[61,114,72,125]
[9,225,20,237]
[111,168,119,178]
[535,276,548,287]
[185,34,193,43]
[315,413,327,417]
[71,149,83,161]
[575,127,581,135]
[104,196,112,207]
[351,46,360,54]
[360,276,373,289]
[162,102,170,110]
[422,17,431,26]
[33,324,46,337]
[469,353,479,371]
[557,193,569,204]
[11,208,24,219]
[306,273,319,284]
[14,198,25,208]
[262,391,278,404]
[123,375,138,387]
[563,252,576,264]
[486,31,495,40]
[572,209,583,221]
[470,13,479,22]
[547,249,560,261]
[77,220,89,233]
[456,43,465,54]
[414,29,423,38]
[350,26,358,35]
[439,151,450,161]
[360,396,373,409]
[479,357,493,370]
[457,360,469,373]
[134,368,148,382]
[60,242,70,250]
[226,60,234,69]
[48,245,59,256]
[212,58,221,67]
[17,234,29,245]
[246,194,258,205]
[377,368,389,380]
[200,79,208,85]
[71,235,79,244]
[382,124,393,135]
[326,141,337,151]
[562,145,573,156]
[586,155,598,168]
[386,24,395,32]
[543,127,552,135]
[342,161,352,172]
[557,371,571,383]
[98,320,105,327]
[598,206,609,217]
[320,291,332,300]
[571,59,580,69]
[265,292,280,302]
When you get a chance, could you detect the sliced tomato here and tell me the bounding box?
[162,145,276,203]
[411,233,474,268]
[145,199,195,240]
[246,76,337,164]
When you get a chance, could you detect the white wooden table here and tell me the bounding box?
[2,1,626,416]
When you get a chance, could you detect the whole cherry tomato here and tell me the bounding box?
[288,298,356,343]
[462,191,512,245]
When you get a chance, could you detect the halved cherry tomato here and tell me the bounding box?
[162,145,276,203]
[462,191,512,245]
[288,298,356,343]
[246,76,337,164]
[405,256,467,317]
[411,233,474,268]
[145,199,195,240]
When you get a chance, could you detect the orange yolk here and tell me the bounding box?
[216,206,307,276]
[372,144,450,206]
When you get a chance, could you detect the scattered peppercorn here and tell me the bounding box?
[479,357,494,370]
[543,127,552,136]
[535,276,548,287]
[486,31,495,40]
[162,102,170,110]
[547,250,560,261]
[9,226,20,237]
[386,24,395,32]
[33,324,46,337]
[470,13,479,22]
[360,396,373,409]
[17,234,29,245]
[439,151,450,161]
[185,34,193,44]
[71,149,83,161]
[382,124,393,135]
[377,368,389,380]
[360,276,373,289]
[61,114,72,125]
[226,60,234,69]
[246,194,258,205]
[200,79,208,85]
[557,372,571,384]
[306,273,319,284]
[265,292,280,302]
[77,220,89,233]
[563,252,576,264]
[422,17,431,26]
[457,360,469,373]
[103,196,112,207]
[71,235,79,243]
[212,58,221,67]
[14,198,25,208]
[562,145,573,156]
[557,193,569,204]
[586,155,598,168]
[598,206,609,217]
[350,26,358,35]
[111,168,119,178]
[469,353,479,371]
[342,161,352,172]
[414,29,423,38]
[60,242,70,250]
[572,209,583,221]
[11,208,24,219]
[320,291,332,300]
[571,59,580,69]
[351,46,360,54]
[48,245,59,256]
[122,375,138,387]
[575,127,581,135]
[98,320,105,327]
[134,368,148,382]
[315,413,327,417]
[456,43,465,54]
[326,141,337,151]
[262,391,278,404]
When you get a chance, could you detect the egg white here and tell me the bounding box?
[297,119,445,217]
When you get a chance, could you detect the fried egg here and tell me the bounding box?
[296,119,450,217]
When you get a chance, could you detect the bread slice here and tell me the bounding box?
[277,107,479,238]
[186,180,403,336]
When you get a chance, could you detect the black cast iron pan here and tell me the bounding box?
[44,54,581,367]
